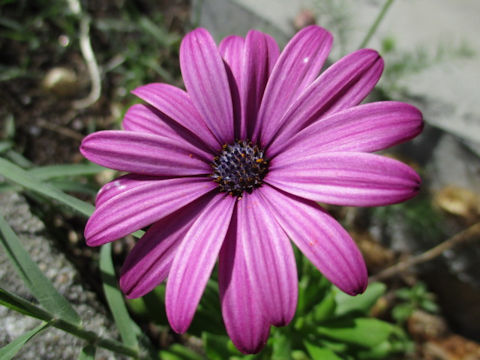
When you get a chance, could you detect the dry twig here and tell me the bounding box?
[369,222,480,282]
[68,0,102,109]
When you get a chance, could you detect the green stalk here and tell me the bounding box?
[358,0,395,49]
[0,289,139,358]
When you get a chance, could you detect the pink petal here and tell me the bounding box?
[180,28,234,144]
[267,49,384,155]
[122,104,215,154]
[166,194,236,333]
[120,193,214,298]
[80,130,212,176]
[278,101,423,156]
[95,174,164,207]
[132,83,220,152]
[219,35,245,91]
[219,35,244,139]
[258,185,368,295]
[236,192,297,326]
[253,25,333,145]
[122,104,177,136]
[219,209,270,354]
[85,177,216,246]
[240,30,279,139]
[268,152,421,207]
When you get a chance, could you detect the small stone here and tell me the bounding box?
[407,310,449,341]
[433,185,480,224]
[42,67,78,97]
[423,335,480,360]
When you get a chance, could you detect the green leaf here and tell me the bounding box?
[420,299,439,313]
[392,303,413,323]
[100,243,138,350]
[28,163,104,180]
[0,157,144,239]
[4,150,33,169]
[0,213,81,325]
[159,344,203,360]
[0,322,50,360]
[272,332,292,360]
[312,290,336,323]
[334,282,386,316]
[297,267,332,316]
[304,341,342,360]
[47,180,98,196]
[0,141,13,154]
[203,332,237,360]
[317,318,398,348]
[0,157,94,217]
[78,344,96,360]
[0,288,53,322]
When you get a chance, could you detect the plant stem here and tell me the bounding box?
[358,0,395,49]
[0,289,139,358]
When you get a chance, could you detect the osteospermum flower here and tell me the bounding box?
[80,26,423,353]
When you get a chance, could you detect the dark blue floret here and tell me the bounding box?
[211,140,269,197]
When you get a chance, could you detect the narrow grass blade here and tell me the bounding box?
[0,322,50,360]
[28,163,105,180]
[0,213,81,325]
[0,287,53,321]
[78,344,96,360]
[100,243,139,350]
[0,288,138,358]
[0,157,94,217]
[0,141,13,154]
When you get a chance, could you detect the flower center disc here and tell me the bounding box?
[211,140,269,197]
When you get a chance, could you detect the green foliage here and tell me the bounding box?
[100,243,139,351]
[392,282,439,323]
[159,343,204,360]
[78,344,96,360]
[129,257,410,360]
[0,213,81,325]
[0,322,50,360]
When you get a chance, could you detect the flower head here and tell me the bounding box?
[80,26,422,353]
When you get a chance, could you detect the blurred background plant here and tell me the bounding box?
[1,0,480,359]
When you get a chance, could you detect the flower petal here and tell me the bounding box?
[122,104,176,136]
[95,174,164,207]
[277,101,423,156]
[268,49,384,155]
[85,177,216,246]
[254,25,333,145]
[80,130,211,176]
[219,35,245,91]
[258,185,367,295]
[122,104,215,154]
[120,193,214,298]
[268,152,421,207]
[236,192,297,326]
[219,35,244,140]
[180,28,234,144]
[219,209,270,354]
[240,30,279,139]
[132,83,220,151]
[166,194,236,333]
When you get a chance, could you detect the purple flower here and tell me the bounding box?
[80,26,422,353]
